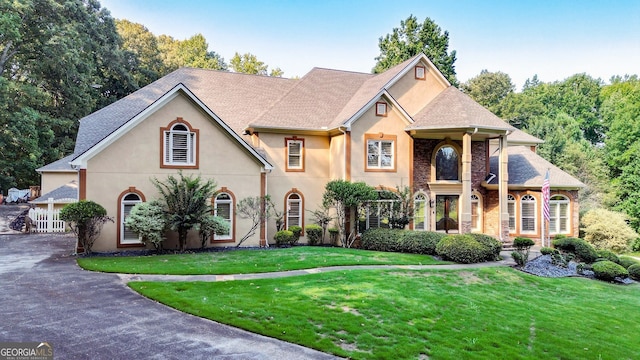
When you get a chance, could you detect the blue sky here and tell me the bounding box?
[101,0,640,90]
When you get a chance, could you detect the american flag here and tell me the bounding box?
[542,169,550,221]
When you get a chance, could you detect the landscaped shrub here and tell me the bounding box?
[592,260,629,282]
[274,230,294,247]
[512,237,535,266]
[628,264,640,281]
[632,238,640,252]
[581,208,639,253]
[360,228,402,252]
[512,251,526,267]
[468,233,502,261]
[398,231,447,255]
[436,234,487,264]
[618,256,640,269]
[596,249,620,264]
[552,237,598,263]
[288,225,303,245]
[305,224,323,246]
[60,200,113,255]
[540,247,557,255]
[328,227,339,245]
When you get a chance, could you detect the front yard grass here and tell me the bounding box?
[77,246,447,274]
[130,267,640,359]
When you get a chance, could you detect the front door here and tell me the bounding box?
[435,195,459,233]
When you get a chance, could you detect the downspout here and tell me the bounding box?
[264,168,271,248]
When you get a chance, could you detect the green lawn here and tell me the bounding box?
[77,246,447,274]
[130,267,640,360]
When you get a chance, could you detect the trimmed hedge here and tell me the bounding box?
[305,224,323,246]
[274,230,294,247]
[596,249,620,264]
[288,226,303,245]
[628,264,640,281]
[618,256,640,269]
[540,247,557,255]
[552,237,598,263]
[468,233,502,261]
[436,234,488,264]
[360,229,446,255]
[592,260,628,282]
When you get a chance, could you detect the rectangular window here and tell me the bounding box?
[508,201,516,232]
[471,202,479,231]
[375,102,387,116]
[365,134,396,171]
[550,200,569,234]
[415,65,426,80]
[285,138,304,171]
[521,202,536,233]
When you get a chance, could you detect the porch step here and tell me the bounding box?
[502,242,516,252]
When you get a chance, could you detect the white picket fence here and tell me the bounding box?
[28,199,67,233]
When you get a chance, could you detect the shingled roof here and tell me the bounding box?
[30,181,78,204]
[487,146,583,189]
[36,154,76,173]
[407,86,515,132]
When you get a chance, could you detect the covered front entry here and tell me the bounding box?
[435,195,459,233]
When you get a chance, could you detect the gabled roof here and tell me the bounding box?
[36,154,76,173]
[487,146,584,189]
[71,83,274,170]
[73,68,296,159]
[30,181,78,204]
[507,128,544,145]
[407,86,515,132]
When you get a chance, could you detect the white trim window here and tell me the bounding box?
[214,192,233,240]
[287,139,303,170]
[471,193,482,232]
[286,193,302,228]
[549,195,570,234]
[520,194,537,234]
[507,194,516,232]
[121,193,142,244]
[164,123,196,165]
[375,102,387,116]
[413,192,429,231]
[367,139,394,169]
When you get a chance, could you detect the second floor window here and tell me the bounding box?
[286,138,304,171]
[367,139,394,170]
[163,122,197,167]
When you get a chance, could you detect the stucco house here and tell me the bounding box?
[37,53,582,252]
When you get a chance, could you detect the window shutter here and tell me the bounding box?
[288,141,301,168]
[172,132,188,163]
[164,131,171,163]
[521,202,535,231]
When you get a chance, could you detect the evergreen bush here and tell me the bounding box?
[288,225,303,245]
[540,247,557,255]
[596,249,620,264]
[274,230,294,247]
[469,233,502,261]
[618,256,640,269]
[435,234,487,264]
[581,208,638,253]
[305,224,323,246]
[628,264,640,281]
[592,260,629,282]
[552,237,598,263]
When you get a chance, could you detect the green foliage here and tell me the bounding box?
[360,228,402,252]
[435,235,487,264]
[288,225,303,245]
[618,256,640,270]
[552,237,598,263]
[581,208,638,253]
[115,19,162,87]
[197,214,229,249]
[373,15,457,85]
[304,224,323,246]
[632,238,640,252]
[308,206,332,243]
[229,52,282,77]
[511,251,526,267]
[512,237,535,266]
[628,264,640,281]
[461,70,515,112]
[596,249,620,264]
[468,233,502,261]
[360,229,446,255]
[323,180,377,247]
[540,247,558,255]
[125,200,166,250]
[592,260,628,282]
[60,200,113,254]
[152,172,216,251]
[274,230,294,247]
[157,33,227,73]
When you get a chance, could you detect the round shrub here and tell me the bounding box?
[274,230,294,247]
[288,225,303,245]
[398,231,446,255]
[468,233,502,261]
[436,234,487,264]
[511,251,526,267]
[592,260,629,282]
[552,237,598,263]
[628,264,640,281]
[514,237,535,248]
[540,247,557,255]
[360,228,401,252]
[305,224,323,246]
[582,208,638,253]
[596,249,620,264]
[618,256,640,269]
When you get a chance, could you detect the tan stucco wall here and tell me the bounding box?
[388,60,448,116]
[258,133,331,244]
[349,105,412,190]
[85,93,265,252]
[40,172,77,194]
[329,134,345,180]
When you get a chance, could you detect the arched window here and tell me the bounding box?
[507,194,516,232]
[435,145,459,180]
[471,193,482,232]
[413,192,429,231]
[213,192,234,241]
[520,194,537,234]
[161,119,198,168]
[549,195,570,234]
[286,192,303,229]
[120,192,143,245]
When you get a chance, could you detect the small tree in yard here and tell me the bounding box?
[322,180,378,247]
[236,195,277,247]
[60,200,113,255]
[152,172,216,252]
[197,214,229,248]
[581,208,638,253]
[308,205,333,244]
[125,200,166,251]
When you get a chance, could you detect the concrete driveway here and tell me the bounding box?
[0,233,339,359]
